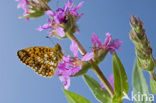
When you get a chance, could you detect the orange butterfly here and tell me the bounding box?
[17,43,63,77]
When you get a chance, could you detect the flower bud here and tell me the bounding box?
[129,15,155,71]
[17,0,50,19]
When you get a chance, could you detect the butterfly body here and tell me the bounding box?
[17,43,63,77]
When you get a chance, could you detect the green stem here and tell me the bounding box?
[149,71,156,81]
[91,61,115,97]
[67,34,115,97]
[155,59,156,68]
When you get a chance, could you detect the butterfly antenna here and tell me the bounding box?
[89,46,92,49]
[63,50,74,57]
[56,0,59,8]
[46,36,56,45]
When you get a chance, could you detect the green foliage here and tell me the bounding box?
[20,9,45,19]
[150,77,156,94]
[133,60,153,103]
[63,89,91,103]
[112,53,129,102]
[83,75,111,103]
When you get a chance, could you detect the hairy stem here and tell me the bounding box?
[67,34,114,97]
[149,71,156,81]
[38,0,51,10]
[91,61,115,97]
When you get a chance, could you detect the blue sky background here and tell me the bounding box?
[0,0,156,103]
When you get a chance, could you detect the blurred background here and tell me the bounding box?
[0,0,156,102]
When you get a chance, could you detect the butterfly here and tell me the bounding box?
[17,43,63,77]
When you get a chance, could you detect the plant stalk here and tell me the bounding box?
[42,0,115,97]
[149,57,156,81]
[38,0,51,10]
[149,71,156,81]
[67,34,114,97]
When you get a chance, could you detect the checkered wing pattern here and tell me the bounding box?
[17,44,63,77]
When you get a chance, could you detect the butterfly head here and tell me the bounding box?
[54,43,62,53]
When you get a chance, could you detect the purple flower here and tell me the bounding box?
[64,0,85,17]
[56,27,65,37]
[16,0,29,20]
[16,0,27,11]
[55,40,93,89]
[91,32,103,47]
[37,0,85,37]
[100,74,114,90]
[37,23,51,31]
[59,76,70,90]
[91,32,122,53]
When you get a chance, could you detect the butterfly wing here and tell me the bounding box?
[17,45,63,77]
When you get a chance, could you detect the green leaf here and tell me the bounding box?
[112,53,129,102]
[63,89,91,103]
[150,77,156,94]
[133,60,153,103]
[83,75,111,103]
[19,9,45,19]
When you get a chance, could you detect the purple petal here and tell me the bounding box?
[100,82,106,90]
[53,15,60,24]
[46,10,54,16]
[75,29,80,34]
[91,32,102,47]
[59,76,70,90]
[109,39,122,50]
[56,60,81,76]
[56,27,65,37]
[56,8,64,12]
[101,74,114,90]
[109,39,122,54]
[24,11,29,21]
[25,17,29,21]
[55,63,66,75]
[103,33,122,53]
[64,0,73,11]
[70,40,78,57]
[70,10,79,16]
[69,65,82,75]
[104,33,112,48]
[63,56,70,62]
[56,11,65,23]
[109,74,114,89]
[81,52,94,61]
[17,0,27,11]
[37,23,51,31]
[73,1,85,11]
